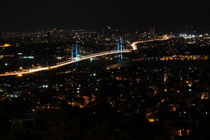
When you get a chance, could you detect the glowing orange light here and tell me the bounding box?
[0,44,11,48]
[177,129,183,136]
[171,106,177,111]
[201,92,208,100]
[79,105,85,108]
[148,118,155,123]
[17,74,23,77]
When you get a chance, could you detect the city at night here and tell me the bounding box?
[1,1,210,140]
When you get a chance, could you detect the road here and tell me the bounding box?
[0,36,170,77]
[0,50,131,77]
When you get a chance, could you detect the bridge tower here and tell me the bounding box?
[75,44,79,62]
[117,38,123,60]
[71,44,79,64]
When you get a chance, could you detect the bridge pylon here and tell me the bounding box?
[71,44,79,65]
[117,38,123,61]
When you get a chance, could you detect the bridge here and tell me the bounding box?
[0,36,170,77]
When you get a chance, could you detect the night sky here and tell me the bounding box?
[0,0,210,32]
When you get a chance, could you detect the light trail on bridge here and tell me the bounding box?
[131,35,170,50]
[0,36,170,77]
[0,50,131,77]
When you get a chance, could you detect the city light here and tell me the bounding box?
[0,27,209,139]
[0,43,11,48]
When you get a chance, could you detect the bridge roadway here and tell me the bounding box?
[0,37,170,77]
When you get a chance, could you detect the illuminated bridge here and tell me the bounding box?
[0,36,170,77]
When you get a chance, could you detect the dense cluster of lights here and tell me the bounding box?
[179,33,210,39]
[179,34,196,39]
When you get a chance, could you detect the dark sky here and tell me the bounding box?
[0,0,210,32]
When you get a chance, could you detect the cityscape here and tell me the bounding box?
[1,28,210,140]
[1,1,210,140]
